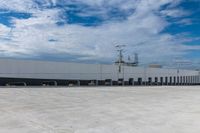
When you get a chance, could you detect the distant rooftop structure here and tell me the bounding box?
[114,44,139,67]
[149,64,162,68]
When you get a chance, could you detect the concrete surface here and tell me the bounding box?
[0,86,200,133]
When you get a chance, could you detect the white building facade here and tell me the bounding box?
[0,59,199,86]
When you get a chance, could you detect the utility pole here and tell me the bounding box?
[115,45,126,85]
[115,45,126,73]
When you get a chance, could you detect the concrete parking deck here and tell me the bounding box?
[0,86,200,133]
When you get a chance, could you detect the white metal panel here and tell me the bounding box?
[0,58,199,83]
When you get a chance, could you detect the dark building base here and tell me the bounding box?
[0,77,199,87]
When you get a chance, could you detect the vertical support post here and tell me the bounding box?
[96,80,99,86]
[77,80,80,86]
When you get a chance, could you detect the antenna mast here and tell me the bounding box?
[115,44,126,73]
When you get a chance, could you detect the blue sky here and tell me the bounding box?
[0,0,199,69]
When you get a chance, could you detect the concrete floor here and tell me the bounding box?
[0,86,200,133]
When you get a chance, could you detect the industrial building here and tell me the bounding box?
[0,58,199,86]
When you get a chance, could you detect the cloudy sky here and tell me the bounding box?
[0,0,199,68]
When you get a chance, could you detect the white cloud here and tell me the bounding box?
[0,0,199,66]
[0,0,35,12]
[161,9,190,17]
[0,24,10,36]
[12,9,60,28]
